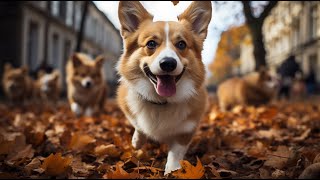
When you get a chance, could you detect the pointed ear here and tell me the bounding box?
[52,70,60,81]
[95,55,105,68]
[118,1,153,38]
[38,70,45,78]
[72,53,82,68]
[21,65,28,74]
[4,63,12,71]
[178,1,212,41]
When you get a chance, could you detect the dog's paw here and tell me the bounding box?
[71,102,82,116]
[84,107,94,117]
[164,161,181,175]
[131,130,146,149]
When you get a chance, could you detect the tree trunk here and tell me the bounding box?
[75,1,89,52]
[248,24,266,71]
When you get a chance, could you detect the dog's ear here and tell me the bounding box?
[38,70,45,78]
[118,1,153,38]
[178,1,212,41]
[4,63,12,71]
[21,65,29,74]
[52,70,60,81]
[95,55,105,68]
[72,53,83,68]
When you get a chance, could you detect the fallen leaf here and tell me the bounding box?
[103,162,140,179]
[172,157,205,179]
[264,146,291,169]
[94,144,121,158]
[41,153,72,176]
[68,132,96,151]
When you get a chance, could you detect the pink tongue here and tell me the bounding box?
[156,75,176,97]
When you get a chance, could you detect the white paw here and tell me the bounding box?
[164,160,181,175]
[84,107,93,117]
[71,102,82,116]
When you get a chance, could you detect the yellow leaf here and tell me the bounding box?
[103,162,140,179]
[41,153,72,176]
[172,157,205,179]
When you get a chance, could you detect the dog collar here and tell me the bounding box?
[137,94,168,105]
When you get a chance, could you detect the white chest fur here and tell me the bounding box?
[126,89,196,142]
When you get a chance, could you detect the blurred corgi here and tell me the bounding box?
[2,63,34,103]
[66,53,107,117]
[36,70,61,103]
[217,68,279,111]
[116,1,211,175]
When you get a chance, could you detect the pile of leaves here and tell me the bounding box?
[1,95,320,179]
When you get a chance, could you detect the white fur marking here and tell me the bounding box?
[165,143,188,175]
[84,107,93,117]
[81,77,92,88]
[149,22,183,76]
[71,102,82,116]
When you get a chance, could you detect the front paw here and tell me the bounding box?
[164,160,181,175]
[71,102,82,116]
[131,130,146,149]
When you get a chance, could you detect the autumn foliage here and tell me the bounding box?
[0,95,320,178]
[209,25,251,84]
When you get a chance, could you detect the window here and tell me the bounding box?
[310,5,318,39]
[51,1,59,17]
[27,21,39,71]
[59,1,67,22]
[66,1,73,26]
[52,33,59,68]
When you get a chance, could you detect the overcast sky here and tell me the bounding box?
[94,1,244,76]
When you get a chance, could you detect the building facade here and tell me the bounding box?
[263,1,320,81]
[0,1,122,95]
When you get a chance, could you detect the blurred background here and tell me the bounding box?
[0,1,319,99]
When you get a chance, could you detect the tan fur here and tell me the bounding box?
[217,70,278,111]
[2,63,35,103]
[117,1,211,174]
[35,70,61,103]
[66,53,107,116]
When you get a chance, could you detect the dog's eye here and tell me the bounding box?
[176,41,186,50]
[146,40,157,49]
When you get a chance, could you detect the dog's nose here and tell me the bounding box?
[84,81,92,88]
[160,57,177,72]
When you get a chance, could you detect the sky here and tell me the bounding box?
[94,1,245,76]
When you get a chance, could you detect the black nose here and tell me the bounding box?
[84,81,92,88]
[160,57,177,72]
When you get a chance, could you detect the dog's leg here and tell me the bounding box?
[132,129,147,149]
[165,133,193,175]
[84,107,94,117]
[71,102,83,117]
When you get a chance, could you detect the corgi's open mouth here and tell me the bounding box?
[143,64,185,97]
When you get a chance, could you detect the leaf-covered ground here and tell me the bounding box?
[1,94,320,179]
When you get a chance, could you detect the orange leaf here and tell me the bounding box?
[103,162,140,179]
[172,157,205,179]
[41,153,72,176]
[68,132,96,150]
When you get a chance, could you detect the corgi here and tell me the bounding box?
[2,63,34,103]
[66,53,107,117]
[116,1,211,175]
[35,69,61,103]
[217,68,279,111]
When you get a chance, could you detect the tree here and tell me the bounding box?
[240,1,278,70]
[75,1,89,52]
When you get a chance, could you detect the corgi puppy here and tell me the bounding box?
[217,68,279,111]
[117,1,211,175]
[36,70,61,103]
[2,63,34,103]
[66,53,107,117]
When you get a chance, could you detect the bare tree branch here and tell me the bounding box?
[259,1,278,21]
[241,1,255,24]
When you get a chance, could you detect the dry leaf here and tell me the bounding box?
[41,153,72,176]
[264,146,291,169]
[172,157,205,179]
[94,144,121,158]
[68,132,96,151]
[103,162,140,179]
